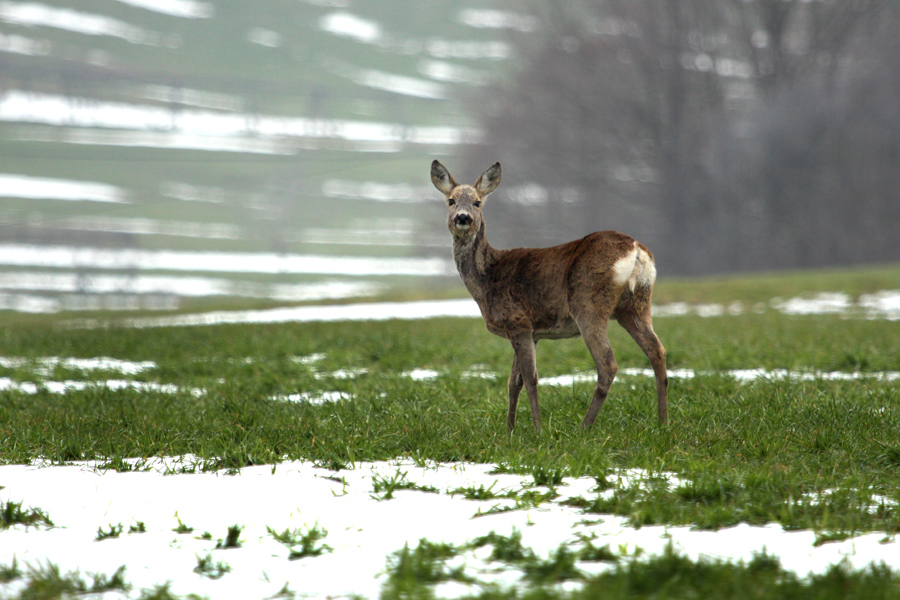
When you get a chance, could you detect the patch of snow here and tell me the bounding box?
[0,173,127,203]
[0,89,480,152]
[109,299,479,329]
[270,390,350,404]
[0,1,159,45]
[0,356,156,376]
[353,68,448,99]
[319,11,381,44]
[457,9,538,32]
[858,290,900,321]
[0,31,49,55]
[112,0,213,18]
[402,368,442,381]
[159,181,226,203]
[426,38,510,60]
[770,292,852,316]
[323,179,425,203]
[0,377,202,396]
[418,59,489,85]
[0,244,454,277]
[1,459,897,599]
[0,272,383,304]
[246,27,281,48]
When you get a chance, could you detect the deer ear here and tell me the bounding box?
[431,160,456,195]
[475,162,501,196]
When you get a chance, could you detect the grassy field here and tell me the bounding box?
[2,266,900,597]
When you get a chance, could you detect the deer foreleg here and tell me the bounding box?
[507,354,523,431]
[510,334,540,431]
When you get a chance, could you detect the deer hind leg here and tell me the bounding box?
[509,334,541,431]
[618,307,668,424]
[576,313,617,429]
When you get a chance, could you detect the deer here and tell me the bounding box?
[430,160,668,432]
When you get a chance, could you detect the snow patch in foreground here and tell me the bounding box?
[1,458,897,599]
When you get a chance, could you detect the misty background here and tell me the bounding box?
[1,0,897,313]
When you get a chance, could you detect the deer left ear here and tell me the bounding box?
[475,162,501,196]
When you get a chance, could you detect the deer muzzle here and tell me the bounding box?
[454,213,473,228]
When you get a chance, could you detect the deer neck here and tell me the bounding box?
[452,221,498,301]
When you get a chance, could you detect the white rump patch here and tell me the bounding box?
[612,242,657,292]
[632,246,657,290]
[611,247,638,288]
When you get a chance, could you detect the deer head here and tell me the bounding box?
[431,160,501,241]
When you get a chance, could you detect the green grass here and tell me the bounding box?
[193,554,231,580]
[2,269,900,600]
[173,513,194,534]
[95,523,124,541]
[2,307,900,536]
[652,262,900,305]
[267,523,333,560]
[0,562,130,599]
[215,525,244,550]
[0,500,53,529]
[371,469,441,500]
[378,540,900,600]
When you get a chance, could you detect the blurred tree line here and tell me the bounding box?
[466,0,900,275]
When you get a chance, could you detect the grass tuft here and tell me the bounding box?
[215,524,243,549]
[194,554,231,580]
[95,523,124,541]
[129,520,147,534]
[449,482,500,500]
[371,469,439,500]
[381,539,471,598]
[0,500,54,529]
[0,557,21,583]
[267,523,333,559]
[173,512,194,534]
[531,466,568,488]
[9,562,130,598]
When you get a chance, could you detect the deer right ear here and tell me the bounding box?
[431,160,456,195]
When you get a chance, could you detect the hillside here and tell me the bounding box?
[0,0,530,312]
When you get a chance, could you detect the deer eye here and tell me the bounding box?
[448,198,456,206]
[473,201,482,208]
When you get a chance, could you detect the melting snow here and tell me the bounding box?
[0,272,383,304]
[457,9,539,32]
[0,89,480,153]
[0,377,202,396]
[0,1,159,45]
[1,458,897,599]
[0,244,454,277]
[318,11,382,44]
[0,173,127,203]
[107,299,479,328]
[111,0,213,18]
[0,356,156,376]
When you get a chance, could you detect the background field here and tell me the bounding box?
[2,265,900,596]
[4,266,900,513]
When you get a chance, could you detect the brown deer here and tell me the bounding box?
[431,160,668,431]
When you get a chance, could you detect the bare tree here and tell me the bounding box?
[470,0,733,270]
[468,0,900,274]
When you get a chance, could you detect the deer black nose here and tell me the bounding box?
[454,213,473,226]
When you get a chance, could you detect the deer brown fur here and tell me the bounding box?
[431,160,668,431]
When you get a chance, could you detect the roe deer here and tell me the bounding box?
[431,160,668,431]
